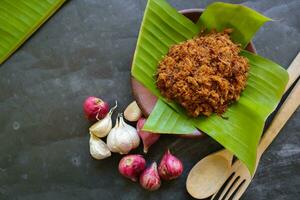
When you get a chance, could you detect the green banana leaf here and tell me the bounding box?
[0,0,66,64]
[144,99,198,134]
[132,0,288,174]
[197,2,271,48]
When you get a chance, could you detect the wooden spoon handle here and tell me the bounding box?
[258,80,300,158]
[286,52,300,91]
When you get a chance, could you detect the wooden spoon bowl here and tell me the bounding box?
[131,9,256,137]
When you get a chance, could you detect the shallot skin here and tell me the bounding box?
[139,162,161,191]
[83,96,109,121]
[158,149,183,180]
[137,118,160,153]
[118,154,146,182]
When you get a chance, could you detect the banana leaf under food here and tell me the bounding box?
[131,0,288,174]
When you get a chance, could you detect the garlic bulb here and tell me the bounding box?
[124,101,142,122]
[89,133,111,160]
[89,101,117,138]
[107,113,140,154]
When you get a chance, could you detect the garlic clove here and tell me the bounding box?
[89,114,112,138]
[126,123,140,149]
[107,117,121,153]
[89,133,111,160]
[107,113,140,155]
[116,133,134,154]
[124,101,142,122]
[120,115,140,149]
[89,101,117,138]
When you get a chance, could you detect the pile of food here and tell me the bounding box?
[156,29,249,117]
[83,97,183,191]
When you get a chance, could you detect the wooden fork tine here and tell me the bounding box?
[217,173,238,200]
[210,191,217,200]
[223,178,245,200]
[231,182,248,200]
[210,173,236,200]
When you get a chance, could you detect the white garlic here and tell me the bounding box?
[124,101,142,122]
[89,133,111,160]
[107,113,140,154]
[89,101,117,138]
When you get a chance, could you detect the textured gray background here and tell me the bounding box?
[0,0,299,199]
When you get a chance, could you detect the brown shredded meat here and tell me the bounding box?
[156,29,249,117]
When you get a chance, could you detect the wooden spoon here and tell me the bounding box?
[211,80,300,200]
[186,149,233,199]
[186,52,300,199]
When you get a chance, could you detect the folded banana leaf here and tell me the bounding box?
[132,0,288,174]
[197,2,271,48]
[145,99,198,134]
[0,0,66,64]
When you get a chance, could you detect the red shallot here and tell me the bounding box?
[118,154,146,182]
[139,162,161,191]
[137,118,160,153]
[158,149,183,180]
[83,96,109,122]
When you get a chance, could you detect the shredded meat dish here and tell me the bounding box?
[156,29,249,117]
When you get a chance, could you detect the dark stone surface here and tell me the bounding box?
[0,0,299,199]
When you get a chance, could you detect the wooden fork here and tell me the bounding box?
[211,79,300,200]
